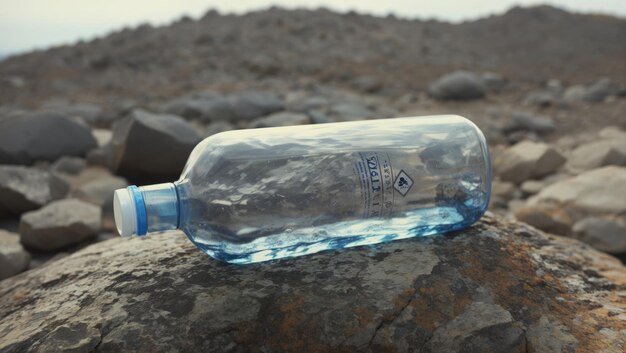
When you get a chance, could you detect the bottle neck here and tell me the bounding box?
[114,183,179,237]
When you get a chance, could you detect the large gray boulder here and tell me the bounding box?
[111,109,201,182]
[19,199,101,252]
[0,215,624,353]
[0,112,97,165]
[428,71,487,100]
[0,166,69,217]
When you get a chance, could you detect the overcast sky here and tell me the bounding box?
[1,0,624,55]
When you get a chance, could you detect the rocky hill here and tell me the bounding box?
[0,5,625,106]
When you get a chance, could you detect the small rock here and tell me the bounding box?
[495,141,566,184]
[566,140,626,172]
[564,78,620,103]
[515,203,572,236]
[0,230,30,280]
[529,166,626,215]
[329,102,372,121]
[573,217,626,254]
[502,112,556,135]
[524,90,560,107]
[428,70,487,100]
[92,129,112,147]
[250,112,310,128]
[308,110,333,124]
[20,199,101,252]
[580,78,620,102]
[73,174,128,208]
[0,166,69,217]
[492,180,518,200]
[598,126,626,141]
[110,109,201,182]
[0,111,97,165]
[51,156,87,175]
[520,180,544,196]
[228,91,284,121]
[85,144,113,168]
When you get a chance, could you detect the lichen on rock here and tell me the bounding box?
[0,214,624,353]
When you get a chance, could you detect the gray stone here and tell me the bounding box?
[249,112,310,128]
[428,70,487,100]
[494,141,566,184]
[0,166,69,217]
[566,140,626,172]
[111,109,201,182]
[529,166,626,215]
[308,110,333,124]
[564,78,621,103]
[164,92,283,123]
[228,91,283,121]
[0,111,97,165]
[0,230,30,280]
[72,174,128,208]
[581,78,620,102]
[329,102,372,121]
[0,215,624,352]
[502,112,556,135]
[19,199,101,252]
[524,90,560,107]
[573,217,626,254]
[40,101,103,126]
[51,156,87,175]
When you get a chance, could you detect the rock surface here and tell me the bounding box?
[0,215,624,353]
[19,199,101,252]
[0,112,97,165]
[0,166,69,217]
[0,230,30,280]
[110,109,201,182]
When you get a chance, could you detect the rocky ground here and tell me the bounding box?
[0,4,625,352]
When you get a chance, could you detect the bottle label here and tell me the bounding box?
[353,152,395,218]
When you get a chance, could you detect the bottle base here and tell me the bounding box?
[186,205,484,264]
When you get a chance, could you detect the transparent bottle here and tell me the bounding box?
[113,115,491,264]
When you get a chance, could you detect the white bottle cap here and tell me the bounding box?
[114,188,137,237]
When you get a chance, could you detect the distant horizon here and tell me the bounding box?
[1,1,625,57]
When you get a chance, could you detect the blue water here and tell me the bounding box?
[188,201,483,264]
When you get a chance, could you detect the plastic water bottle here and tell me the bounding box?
[113,115,491,264]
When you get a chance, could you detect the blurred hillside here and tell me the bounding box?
[0,5,625,106]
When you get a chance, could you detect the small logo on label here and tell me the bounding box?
[393,170,413,196]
